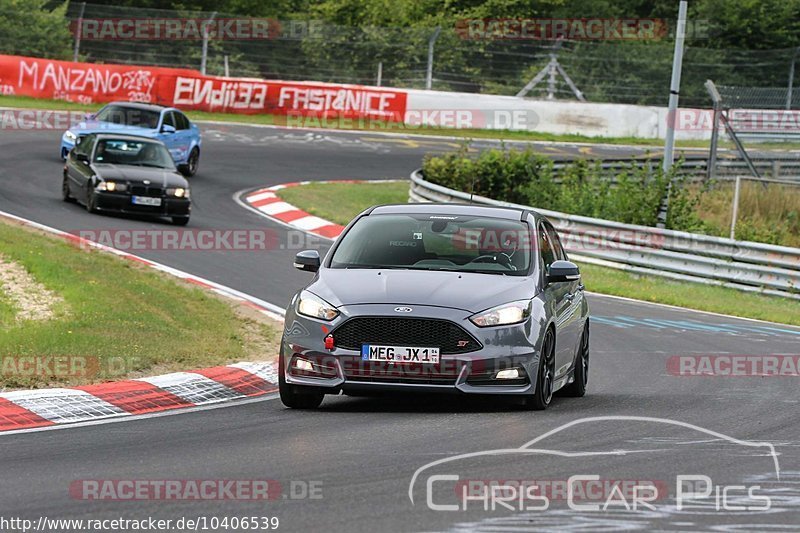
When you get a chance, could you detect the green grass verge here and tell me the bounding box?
[0,289,16,325]
[0,94,718,148]
[276,181,411,226]
[276,180,800,326]
[576,263,800,326]
[0,219,279,389]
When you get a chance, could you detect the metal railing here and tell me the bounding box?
[408,170,800,299]
[547,157,800,180]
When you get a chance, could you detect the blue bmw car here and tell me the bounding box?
[61,102,202,176]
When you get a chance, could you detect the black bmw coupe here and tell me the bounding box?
[62,133,191,225]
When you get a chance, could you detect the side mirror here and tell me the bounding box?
[547,260,580,283]
[161,124,176,134]
[84,112,95,121]
[294,250,320,272]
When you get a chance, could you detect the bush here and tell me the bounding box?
[422,147,683,229]
[421,147,800,246]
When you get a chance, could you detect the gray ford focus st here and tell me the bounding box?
[280,203,589,410]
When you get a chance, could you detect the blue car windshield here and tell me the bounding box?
[94,105,161,129]
[93,139,175,170]
[330,214,532,275]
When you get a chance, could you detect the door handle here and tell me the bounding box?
[565,293,575,302]
[577,284,585,292]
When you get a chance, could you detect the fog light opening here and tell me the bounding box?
[293,358,314,372]
[495,368,522,380]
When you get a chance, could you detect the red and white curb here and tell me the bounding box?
[0,209,286,433]
[241,180,397,240]
[0,362,278,432]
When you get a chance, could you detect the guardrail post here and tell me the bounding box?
[730,175,741,240]
[705,80,723,182]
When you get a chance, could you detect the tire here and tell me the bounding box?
[180,147,200,177]
[279,356,324,409]
[171,216,190,226]
[560,322,589,398]
[524,328,556,411]
[62,176,75,203]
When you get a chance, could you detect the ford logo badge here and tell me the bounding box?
[394,306,413,313]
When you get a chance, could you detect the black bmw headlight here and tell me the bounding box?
[166,187,189,198]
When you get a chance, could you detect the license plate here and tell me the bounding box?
[132,196,162,206]
[361,344,440,364]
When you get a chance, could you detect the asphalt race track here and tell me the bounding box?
[1,124,799,532]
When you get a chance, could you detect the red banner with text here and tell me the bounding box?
[0,55,407,120]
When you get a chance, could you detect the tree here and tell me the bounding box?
[0,0,72,59]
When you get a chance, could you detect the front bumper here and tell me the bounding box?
[60,136,76,158]
[281,302,543,396]
[94,192,191,217]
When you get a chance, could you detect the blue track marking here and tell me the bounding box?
[591,315,800,337]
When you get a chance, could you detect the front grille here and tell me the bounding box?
[331,317,480,354]
[130,185,164,197]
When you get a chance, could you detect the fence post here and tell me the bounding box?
[705,80,722,182]
[201,11,218,75]
[426,26,442,90]
[72,2,86,62]
[223,55,230,77]
[376,61,383,87]
[730,175,741,240]
[787,47,799,110]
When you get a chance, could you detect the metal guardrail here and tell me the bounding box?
[408,170,800,299]
[549,158,800,180]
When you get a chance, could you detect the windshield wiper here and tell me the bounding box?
[341,264,397,270]
[130,163,170,169]
[460,268,509,276]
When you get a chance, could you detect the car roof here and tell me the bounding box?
[105,101,170,113]
[369,202,539,222]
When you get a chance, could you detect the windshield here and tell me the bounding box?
[330,213,532,276]
[93,139,176,170]
[94,105,161,129]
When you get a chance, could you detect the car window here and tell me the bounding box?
[544,222,567,261]
[94,105,160,129]
[330,214,531,276]
[174,112,190,130]
[162,111,176,129]
[538,223,557,272]
[76,135,96,157]
[93,139,176,170]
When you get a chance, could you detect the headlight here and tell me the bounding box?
[469,300,531,327]
[167,187,189,198]
[96,181,126,192]
[297,291,339,321]
[64,131,77,142]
